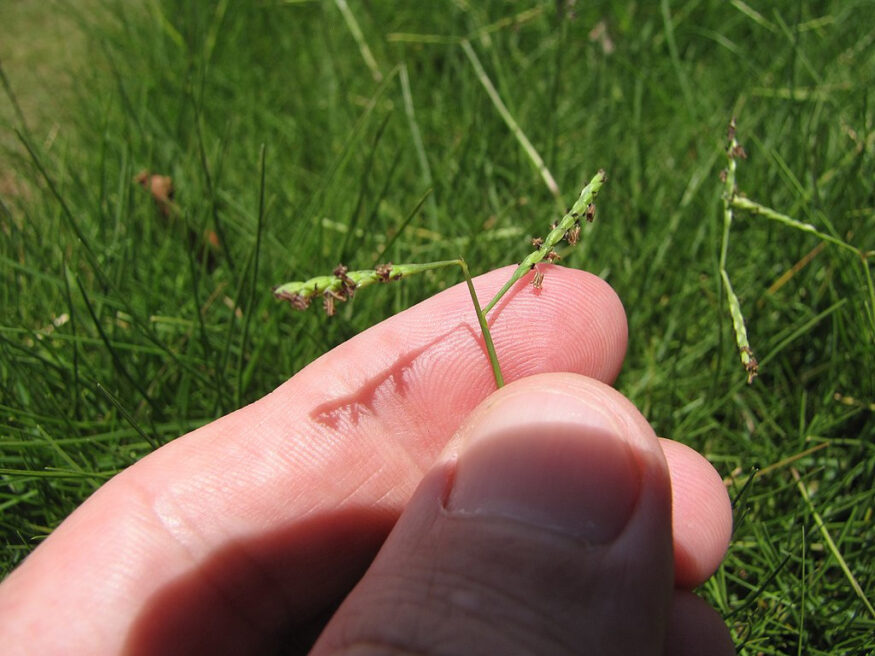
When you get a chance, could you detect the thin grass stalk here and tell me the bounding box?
[399,64,438,228]
[236,144,267,406]
[334,0,383,82]
[458,258,504,388]
[461,39,560,199]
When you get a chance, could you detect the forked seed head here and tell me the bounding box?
[532,269,544,288]
[531,237,544,248]
[546,250,561,262]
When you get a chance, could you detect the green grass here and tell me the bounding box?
[1,1,873,653]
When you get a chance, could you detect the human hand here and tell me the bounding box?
[0,265,734,655]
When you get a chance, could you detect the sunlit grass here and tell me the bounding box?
[1,2,872,653]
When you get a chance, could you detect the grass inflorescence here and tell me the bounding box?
[273,173,605,387]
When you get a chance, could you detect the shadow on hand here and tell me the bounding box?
[123,506,395,656]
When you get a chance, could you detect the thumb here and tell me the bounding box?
[312,374,674,655]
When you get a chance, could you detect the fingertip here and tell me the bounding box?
[659,438,733,588]
[491,265,628,385]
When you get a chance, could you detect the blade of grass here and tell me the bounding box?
[372,188,433,264]
[0,468,116,480]
[0,57,32,140]
[659,0,697,121]
[730,0,777,33]
[334,0,382,82]
[758,298,847,369]
[791,467,875,620]
[74,275,161,417]
[399,63,438,228]
[95,382,160,451]
[337,112,392,265]
[235,144,266,407]
[62,266,81,419]
[461,39,560,200]
[294,65,401,238]
[192,88,235,273]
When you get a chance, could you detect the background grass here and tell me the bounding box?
[2,1,873,653]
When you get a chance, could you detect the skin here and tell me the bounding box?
[0,265,734,655]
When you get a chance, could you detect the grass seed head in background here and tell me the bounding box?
[719,119,759,384]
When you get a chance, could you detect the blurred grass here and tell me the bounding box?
[1,1,873,653]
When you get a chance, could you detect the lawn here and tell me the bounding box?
[1,1,873,653]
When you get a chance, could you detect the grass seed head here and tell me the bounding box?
[375,263,394,282]
[742,346,759,384]
[585,203,596,222]
[274,288,311,310]
[333,264,356,297]
[323,294,336,316]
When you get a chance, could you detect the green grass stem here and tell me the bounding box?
[458,258,503,388]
